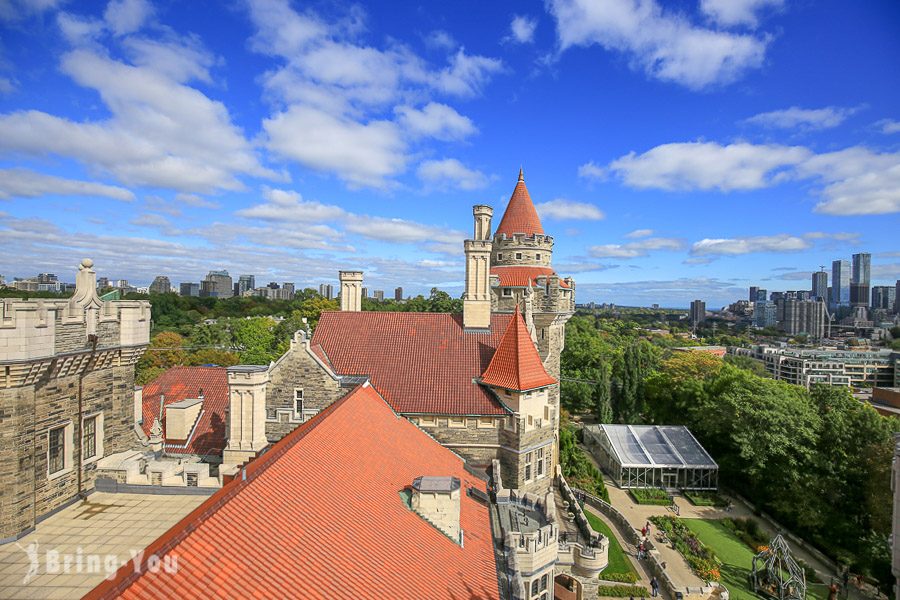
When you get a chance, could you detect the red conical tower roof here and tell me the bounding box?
[495,169,544,237]
[480,306,556,391]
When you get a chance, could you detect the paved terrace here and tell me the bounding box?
[0,492,207,600]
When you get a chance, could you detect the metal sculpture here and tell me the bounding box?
[750,534,807,600]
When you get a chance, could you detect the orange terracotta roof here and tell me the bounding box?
[311,311,514,415]
[480,307,557,391]
[492,265,571,288]
[141,366,228,457]
[495,170,544,237]
[86,383,501,600]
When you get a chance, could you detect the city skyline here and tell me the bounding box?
[0,0,898,307]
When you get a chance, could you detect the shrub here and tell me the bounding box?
[722,517,769,551]
[683,491,728,507]
[630,488,671,505]
[597,584,650,597]
[601,572,639,583]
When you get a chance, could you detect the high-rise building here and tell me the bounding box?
[690,299,706,328]
[831,259,850,308]
[755,288,768,302]
[782,299,828,340]
[180,282,200,297]
[237,274,255,296]
[754,301,777,328]
[850,253,871,307]
[97,276,110,289]
[149,275,172,294]
[872,286,896,311]
[319,283,334,299]
[37,273,58,284]
[394,287,403,301]
[201,270,233,298]
[282,282,295,298]
[373,289,384,301]
[896,280,900,314]
[362,287,368,299]
[811,270,828,301]
[749,286,759,302]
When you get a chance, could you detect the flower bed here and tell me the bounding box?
[629,487,671,505]
[651,515,721,582]
[683,491,728,507]
[597,584,651,597]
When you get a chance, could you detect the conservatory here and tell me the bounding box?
[583,424,718,491]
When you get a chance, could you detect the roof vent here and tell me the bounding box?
[411,476,462,543]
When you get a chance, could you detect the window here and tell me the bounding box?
[531,579,539,596]
[497,253,503,260]
[82,416,97,460]
[419,415,436,426]
[503,288,512,297]
[48,426,66,475]
[541,574,548,591]
[478,417,494,428]
[536,447,545,477]
[294,388,304,416]
[516,252,523,260]
[449,416,466,428]
[524,451,533,481]
[536,253,541,261]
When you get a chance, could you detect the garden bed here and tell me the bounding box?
[650,515,721,582]
[597,584,650,597]
[684,491,728,507]
[584,511,639,583]
[629,487,671,505]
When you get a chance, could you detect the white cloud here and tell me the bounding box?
[174,193,221,210]
[744,105,858,130]
[507,15,538,44]
[0,76,15,94]
[802,147,900,215]
[588,237,683,258]
[875,119,900,135]
[0,0,62,21]
[610,141,809,191]
[236,187,347,222]
[424,30,457,51]
[395,102,477,141]
[547,0,769,89]
[417,158,490,190]
[103,0,154,36]
[577,161,606,180]
[625,228,653,238]
[535,198,605,220]
[123,36,216,84]
[0,168,135,201]
[0,48,275,193]
[691,234,810,256]
[264,105,407,189]
[699,0,783,27]
[56,12,104,45]
[433,48,504,97]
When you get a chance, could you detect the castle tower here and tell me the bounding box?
[463,205,493,330]
[490,170,575,385]
[339,270,363,311]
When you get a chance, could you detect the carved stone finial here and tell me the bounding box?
[72,257,102,309]
[81,258,94,269]
[518,166,524,182]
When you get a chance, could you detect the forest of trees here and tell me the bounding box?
[560,313,899,591]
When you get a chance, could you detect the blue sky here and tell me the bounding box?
[0,0,897,307]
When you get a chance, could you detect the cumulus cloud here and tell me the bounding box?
[699,0,783,27]
[609,141,810,191]
[507,15,538,44]
[432,48,504,97]
[103,0,154,36]
[395,102,477,141]
[691,234,810,256]
[547,0,769,89]
[625,228,653,238]
[744,105,858,130]
[588,237,684,258]
[236,187,346,223]
[876,119,900,134]
[416,158,491,190]
[801,147,900,215]
[535,198,605,220]
[174,192,221,210]
[578,161,606,180]
[0,76,15,94]
[0,168,135,201]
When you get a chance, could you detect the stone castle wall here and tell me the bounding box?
[491,234,554,267]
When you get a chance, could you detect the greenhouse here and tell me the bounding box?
[583,424,718,491]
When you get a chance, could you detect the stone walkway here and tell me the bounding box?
[0,492,207,600]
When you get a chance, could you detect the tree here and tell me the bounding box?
[592,364,612,423]
[231,317,279,365]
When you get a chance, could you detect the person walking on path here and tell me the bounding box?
[651,576,659,597]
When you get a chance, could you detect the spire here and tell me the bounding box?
[495,170,544,237]
[480,307,556,391]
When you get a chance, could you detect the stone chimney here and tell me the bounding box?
[339,271,363,312]
[411,476,462,543]
[223,365,270,467]
[463,205,493,330]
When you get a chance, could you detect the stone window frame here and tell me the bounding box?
[419,415,436,427]
[47,421,73,480]
[503,288,512,297]
[497,253,503,261]
[516,252,523,260]
[81,411,105,464]
[536,253,541,261]
[531,578,539,596]
[293,388,304,418]
[448,416,466,428]
[524,451,533,481]
[540,574,549,591]
[477,417,494,429]
[536,447,545,478]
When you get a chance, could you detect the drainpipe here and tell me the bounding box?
[77,334,99,501]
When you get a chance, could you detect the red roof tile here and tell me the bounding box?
[141,366,228,457]
[492,265,571,288]
[87,383,501,600]
[495,171,544,237]
[311,311,513,415]
[480,307,557,391]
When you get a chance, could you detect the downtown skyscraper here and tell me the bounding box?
[850,252,871,307]
[831,259,850,308]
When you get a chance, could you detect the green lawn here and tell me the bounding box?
[585,510,639,582]
[683,519,828,600]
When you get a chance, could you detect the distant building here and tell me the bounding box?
[690,299,706,328]
[754,300,777,328]
[394,286,403,301]
[319,283,334,299]
[872,286,896,311]
[832,259,851,309]
[851,252,871,307]
[896,280,900,314]
[149,275,171,294]
[782,298,829,340]
[97,276,110,289]
[373,289,384,301]
[361,286,368,299]
[282,282,295,298]
[754,288,767,302]
[180,282,200,297]
[201,269,233,299]
[651,303,659,309]
[731,346,895,388]
[749,286,759,302]
[236,274,255,296]
[811,270,828,301]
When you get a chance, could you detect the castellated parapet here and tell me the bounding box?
[0,259,150,543]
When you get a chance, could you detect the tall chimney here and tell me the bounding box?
[463,205,493,330]
[339,271,363,311]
